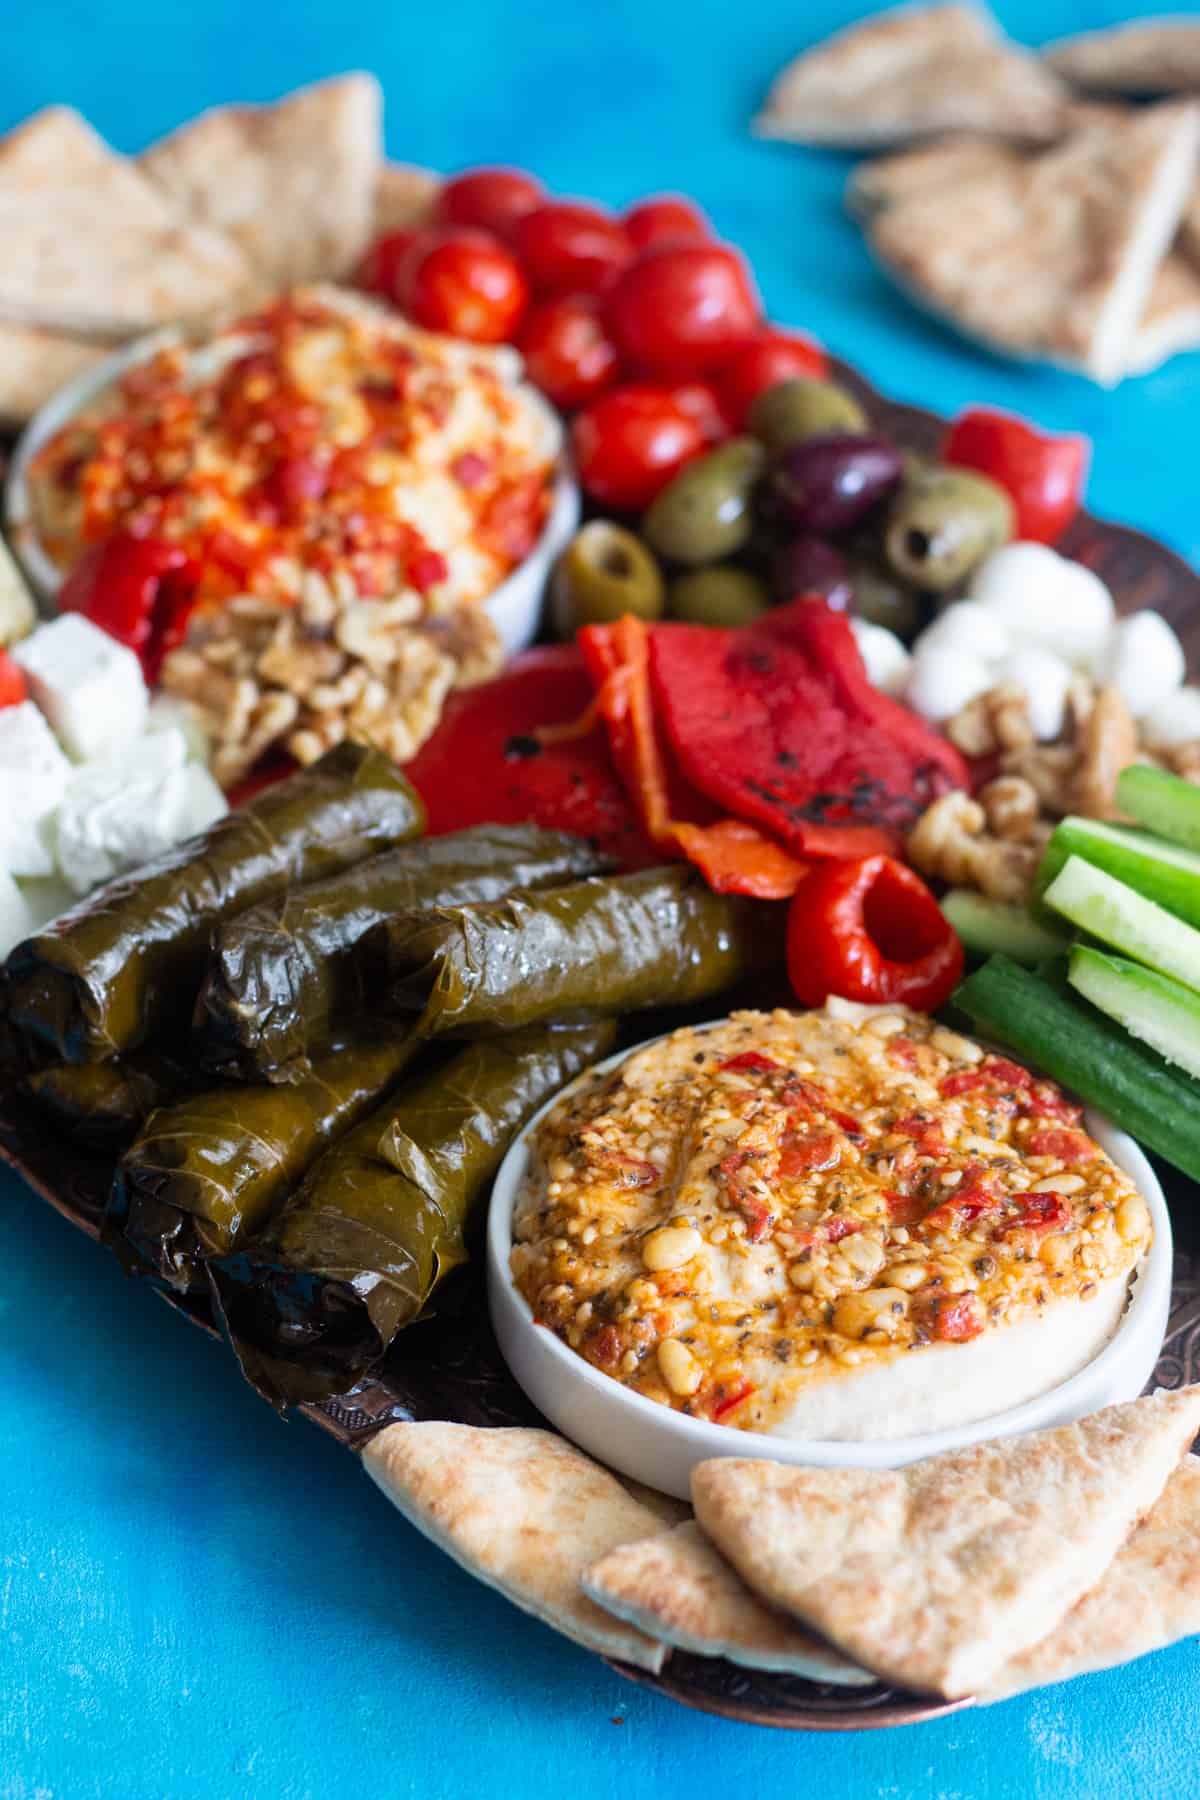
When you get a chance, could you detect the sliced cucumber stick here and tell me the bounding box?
[954,954,1200,1182]
[1069,945,1200,1081]
[1038,816,1200,929]
[1043,855,1200,993]
[1117,764,1200,854]
[940,889,1068,966]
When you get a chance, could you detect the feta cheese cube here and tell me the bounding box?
[851,618,912,697]
[1141,686,1200,750]
[169,762,227,840]
[54,729,191,895]
[916,601,1012,665]
[0,700,71,875]
[12,613,147,761]
[146,693,213,763]
[0,867,39,957]
[994,646,1072,742]
[1095,611,1186,720]
[905,645,992,722]
[969,543,1114,669]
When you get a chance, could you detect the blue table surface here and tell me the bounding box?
[5,2,1200,1794]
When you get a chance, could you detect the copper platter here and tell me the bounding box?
[3,368,1200,1730]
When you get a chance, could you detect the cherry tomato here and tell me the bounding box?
[943,407,1090,544]
[606,242,761,377]
[402,226,529,342]
[670,381,729,443]
[513,201,633,296]
[357,228,423,303]
[437,166,544,239]
[715,328,829,429]
[623,193,712,250]
[571,384,707,512]
[518,294,621,411]
[0,648,27,708]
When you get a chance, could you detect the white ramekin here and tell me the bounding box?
[488,1028,1173,1501]
[3,326,578,656]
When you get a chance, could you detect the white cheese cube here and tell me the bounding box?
[168,762,227,840]
[1141,686,1200,750]
[969,543,1114,669]
[12,613,147,761]
[0,700,71,875]
[0,537,36,647]
[916,601,1012,665]
[1094,611,1186,721]
[905,645,992,722]
[851,618,912,697]
[15,875,76,934]
[146,693,214,763]
[0,867,39,957]
[54,729,191,896]
[994,646,1072,742]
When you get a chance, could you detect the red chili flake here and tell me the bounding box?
[941,1055,1031,1100]
[711,1382,756,1423]
[888,1037,921,1070]
[929,1293,984,1342]
[1027,1126,1095,1162]
[779,1130,841,1177]
[827,1107,864,1138]
[1024,1081,1084,1126]
[410,548,449,593]
[892,1112,947,1156]
[822,1217,861,1245]
[995,1193,1072,1237]
[452,450,491,489]
[717,1052,782,1074]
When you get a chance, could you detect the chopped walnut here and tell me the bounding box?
[997,744,1078,816]
[944,683,1034,757]
[906,791,1039,904]
[1074,684,1137,819]
[977,775,1040,841]
[1167,742,1200,783]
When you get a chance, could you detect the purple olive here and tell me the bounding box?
[765,433,904,537]
[771,536,853,610]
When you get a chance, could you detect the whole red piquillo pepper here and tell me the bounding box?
[58,531,200,683]
[786,854,964,1011]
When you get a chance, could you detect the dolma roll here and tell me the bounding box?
[213,1018,615,1406]
[4,743,423,1066]
[195,825,609,1083]
[23,1051,191,1147]
[367,866,776,1038]
[110,1030,422,1293]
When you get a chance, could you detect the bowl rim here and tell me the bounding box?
[487,1017,1172,1467]
[2,314,579,609]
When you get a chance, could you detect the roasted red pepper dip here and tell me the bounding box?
[511,1008,1150,1440]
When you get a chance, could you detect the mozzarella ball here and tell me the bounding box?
[851,618,912,697]
[905,645,992,722]
[1095,611,1186,720]
[1137,685,1200,749]
[917,601,1012,664]
[993,646,1072,741]
[969,542,1114,669]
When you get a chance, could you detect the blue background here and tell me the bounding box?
[3,2,1200,1795]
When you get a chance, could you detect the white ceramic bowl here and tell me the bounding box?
[488,1029,1172,1500]
[3,327,579,656]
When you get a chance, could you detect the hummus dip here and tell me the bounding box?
[510,1007,1152,1441]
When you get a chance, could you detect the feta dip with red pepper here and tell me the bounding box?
[510,1006,1151,1441]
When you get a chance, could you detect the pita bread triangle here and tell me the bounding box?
[584,1519,873,1684]
[140,74,382,289]
[755,3,1068,148]
[373,163,440,238]
[0,322,106,423]
[865,99,1200,383]
[692,1384,1200,1699]
[362,1422,668,1672]
[0,107,252,333]
[983,1456,1200,1701]
[1045,20,1200,98]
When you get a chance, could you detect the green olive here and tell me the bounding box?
[550,521,665,636]
[642,438,766,567]
[848,561,924,642]
[668,566,771,627]
[881,465,1015,593]
[747,378,868,453]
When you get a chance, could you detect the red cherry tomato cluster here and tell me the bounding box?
[357,165,830,511]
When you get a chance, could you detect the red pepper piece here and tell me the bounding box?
[886,1191,923,1227]
[779,1130,841,1176]
[1026,1126,1096,1162]
[893,1113,947,1156]
[711,1381,756,1422]
[58,531,199,682]
[717,1051,781,1074]
[888,1036,921,1070]
[718,1148,773,1241]
[921,1167,996,1235]
[940,1056,1032,1099]
[647,598,967,859]
[404,645,659,868]
[0,649,27,708]
[1023,1081,1084,1126]
[995,1193,1072,1237]
[943,407,1089,544]
[597,1153,661,1189]
[786,854,964,1011]
[822,1215,860,1243]
[925,1293,985,1342]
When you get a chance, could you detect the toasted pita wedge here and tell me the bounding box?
[0,322,106,422]
[867,100,1200,382]
[847,135,1018,220]
[755,3,1067,148]
[0,107,252,333]
[1046,20,1200,97]
[373,162,440,238]
[1127,250,1200,373]
[617,1479,693,1529]
[692,1385,1200,1699]
[983,1456,1200,1701]
[140,74,382,288]
[362,1423,668,1672]
[584,1519,873,1684]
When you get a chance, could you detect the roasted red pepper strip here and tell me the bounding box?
[786,854,964,1010]
[58,531,199,682]
[717,1052,781,1073]
[711,1382,756,1422]
[0,649,27,708]
[943,407,1089,544]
